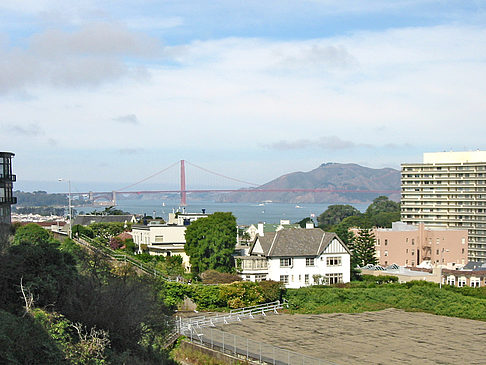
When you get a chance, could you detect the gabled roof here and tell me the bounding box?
[73,214,135,226]
[249,228,349,257]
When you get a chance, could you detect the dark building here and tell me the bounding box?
[0,152,16,244]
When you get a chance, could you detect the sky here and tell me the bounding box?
[1,1,486,193]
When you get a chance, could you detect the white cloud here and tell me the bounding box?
[5,24,486,182]
[0,22,161,94]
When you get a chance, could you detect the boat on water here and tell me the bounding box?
[295,205,303,208]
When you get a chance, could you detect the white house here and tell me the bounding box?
[131,210,208,271]
[236,227,351,288]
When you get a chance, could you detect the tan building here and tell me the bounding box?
[373,222,468,268]
[401,151,486,263]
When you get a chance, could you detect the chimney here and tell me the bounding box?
[257,222,264,237]
[202,208,206,214]
[306,221,314,229]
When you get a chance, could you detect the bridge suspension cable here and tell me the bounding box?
[116,161,179,192]
[185,160,260,187]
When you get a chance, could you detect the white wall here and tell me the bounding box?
[267,252,350,288]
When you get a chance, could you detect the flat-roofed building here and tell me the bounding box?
[372,222,468,268]
[401,151,486,263]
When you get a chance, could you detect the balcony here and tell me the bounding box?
[0,196,16,204]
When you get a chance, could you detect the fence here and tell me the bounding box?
[75,235,182,282]
[186,326,337,365]
[179,300,288,332]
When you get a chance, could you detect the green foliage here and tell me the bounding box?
[0,309,65,364]
[72,224,94,238]
[15,206,66,216]
[296,217,314,228]
[366,195,400,215]
[184,212,237,274]
[15,190,68,206]
[318,204,361,230]
[353,228,377,266]
[200,269,242,284]
[328,197,401,245]
[0,241,77,314]
[88,222,127,242]
[13,223,51,245]
[158,280,282,311]
[219,281,265,308]
[155,255,186,279]
[286,282,486,321]
[257,280,285,302]
[33,308,110,365]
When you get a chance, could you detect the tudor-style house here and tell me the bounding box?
[236,226,351,288]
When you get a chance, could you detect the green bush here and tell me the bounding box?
[286,282,486,321]
[0,310,65,364]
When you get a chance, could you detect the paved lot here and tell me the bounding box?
[215,309,486,365]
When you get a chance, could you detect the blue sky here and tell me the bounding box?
[1,1,486,193]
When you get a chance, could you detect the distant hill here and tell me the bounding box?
[218,163,400,204]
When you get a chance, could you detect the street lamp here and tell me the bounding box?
[58,178,72,239]
[439,248,450,289]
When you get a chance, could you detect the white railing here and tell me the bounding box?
[178,299,288,333]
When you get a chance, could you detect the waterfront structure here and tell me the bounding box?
[237,226,351,288]
[0,152,16,243]
[401,151,486,263]
[131,210,208,270]
[370,222,468,268]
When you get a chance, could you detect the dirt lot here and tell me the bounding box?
[215,309,486,365]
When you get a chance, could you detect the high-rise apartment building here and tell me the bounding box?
[401,151,486,263]
[0,152,16,244]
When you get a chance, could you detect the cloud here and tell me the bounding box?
[276,44,357,70]
[113,114,139,125]
[0,22,161,94]
[265,136,372,150]
[2,122,43,136]
[118,148,144,154]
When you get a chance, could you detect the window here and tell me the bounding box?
[280,275,289,284]
[458,277,466,288]
[154,235,164,243]
[377,239,380,246]
[462,238,466,244]
[304,274,309,284]
[306,258,315,266]
[280,258,292,267]
[462,248,465,254]
[384,251,388,257]
[326,273,343,285]
[298,275,301,281]
[326,257,341,266]
[436,249,439,255]
[412,239,415,245]
[384,239,388,246]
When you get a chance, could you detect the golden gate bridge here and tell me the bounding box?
[70,160,399,206]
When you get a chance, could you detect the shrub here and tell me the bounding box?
[200,270,242,284]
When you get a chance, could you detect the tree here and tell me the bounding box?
[0,241,77,315]
[184,212,237,274]
[296,217,314,228]
[13,223,51,245]
[353,228,377,266]
[366,196,400,215]
[318,205,361,230]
